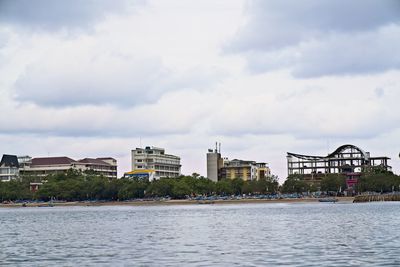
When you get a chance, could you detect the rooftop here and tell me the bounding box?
[78,158,111,166]
[0,154,19,168]
[31,157,77,166]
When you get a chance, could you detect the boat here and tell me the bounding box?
[197,200,215,204]
[318,198,338,203]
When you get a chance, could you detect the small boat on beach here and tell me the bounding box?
[318,198,338,203]
[197,200,215,205]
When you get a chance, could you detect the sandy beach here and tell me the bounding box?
[0,197,355,208]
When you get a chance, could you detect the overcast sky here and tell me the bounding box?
[1,0,399,182]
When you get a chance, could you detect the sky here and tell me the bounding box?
[0,0,399,183]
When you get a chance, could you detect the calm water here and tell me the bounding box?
[1,202,400,266]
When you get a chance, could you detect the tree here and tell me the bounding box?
[194,177,215,196]
[145,178,174,197]
[216,180,234,195]
[320,174,346,193]
[357,171,400,193]
[171,180,191,199]
[281,175,309,193]
[231,178,244,195]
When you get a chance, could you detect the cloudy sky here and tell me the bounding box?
[1,0,399,182]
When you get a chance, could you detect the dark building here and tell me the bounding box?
[0,154,20,181]
[287,144,391,191]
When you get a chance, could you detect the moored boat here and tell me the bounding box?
[318,198,338,203]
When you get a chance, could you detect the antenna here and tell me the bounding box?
[219,142,221,154]
[215,142,218,153]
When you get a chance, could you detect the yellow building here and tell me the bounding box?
[206,144,272,181]
[124,169,155,181]
[220,159,271,181]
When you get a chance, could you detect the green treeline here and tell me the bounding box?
[281,174,347,193]
[2,167,399,202]
[281,167,400,193]
[0,170,279,202]
[357,167,400,193]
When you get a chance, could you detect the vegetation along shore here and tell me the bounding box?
[1,166,399,206]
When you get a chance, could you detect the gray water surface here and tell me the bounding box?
[1,202,400,266]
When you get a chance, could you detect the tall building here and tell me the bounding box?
[206,144,222,182]
[0,154,19,182]
[206,144,271,181]
[130,146,181,181]
[287,144,391,190]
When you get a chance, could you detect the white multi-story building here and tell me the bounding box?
[20,156,118,179]
[131,146,181,181]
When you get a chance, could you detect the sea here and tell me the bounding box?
[1,202,399,266]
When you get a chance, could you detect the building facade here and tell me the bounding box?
[220,159,270,181]
[20,156,118,179]
[287,144,391,190]
[206,144,271,181]
[130,146,181,181]
[206,148,223,182]
[77,158,117,179]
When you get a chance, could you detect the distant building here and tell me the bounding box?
[206,147,223,182]
[18,156,32,168]
[206,143,271,182]
[29,182,43,192]
[221,159,270,181]
[20,156,118,179]
[77,158,118,179]
[0,154,20,182]
[130,146,181,181]
[287,144,391,191]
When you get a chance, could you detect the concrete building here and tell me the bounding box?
[131,146,181,181]
[287,144,391,191]
[0,154,20,182]
[77,158,118,179]
[206,144,271,181]
[220,160,270,181]
[20,156,118,179]
[18,156,32,168]
[206,146,222,182]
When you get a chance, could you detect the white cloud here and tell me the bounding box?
[227,0,400,77]
[1,0,399,181]
[0,0,145,32]
[205,70,400,140]
[14,45,172,107]
[229,0,400,51]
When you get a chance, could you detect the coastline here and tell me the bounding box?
[0,197,355,208]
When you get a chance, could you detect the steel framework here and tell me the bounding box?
[287,144,391,178]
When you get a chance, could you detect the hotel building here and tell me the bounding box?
[130,146,181,181]
[19,156,118,179]
[206,144,271,182]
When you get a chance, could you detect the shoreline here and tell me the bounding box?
[0,197,355,208]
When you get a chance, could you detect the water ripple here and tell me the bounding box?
[1,202,400,266]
